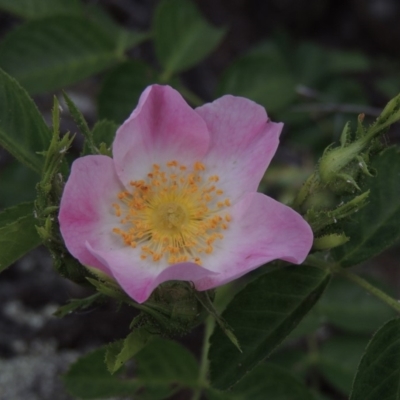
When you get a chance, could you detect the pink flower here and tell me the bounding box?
[59,85,313,304]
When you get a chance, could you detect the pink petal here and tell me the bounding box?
[87,243,217,304]
[59,155,125,276]
[113,85,210,187]
[195,95,283,202]
[193,192,313,291]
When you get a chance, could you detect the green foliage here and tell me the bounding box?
[350,318,400,400]
[0,0,82,19]
[105,328,154,374]
[217,44,296,113]
[63,348,139,399]
[154,0,226,78]
[333,147,400,267]
[209,265,330,389]
[0,16,121,94]
[0,161,38,207]
[91,120,118,153]
[316,276,396,334]
[318,336,369,395]
[64,338,199,399]
[53,293,102,318]
[98,61,158,123]
[207,364,315,400]
[0,202,42,271]
[0,68,51,174]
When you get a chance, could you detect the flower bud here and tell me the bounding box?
[318,138,367,189]
[313,233,349,250]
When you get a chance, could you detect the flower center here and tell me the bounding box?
[112,160,231,265]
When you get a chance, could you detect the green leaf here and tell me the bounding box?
[63,348,139,399]
[350,318,400,400]
[326,49,370,74]
[106,328,154,374]
[216,48,296,113]
[98,61,158,123]
[53,293,102,318]
[91,120,118,150]
[318,336,369,395]
[0,202,42,272]
[332,147,400,267]
[0,0,82,19]
[154,0,226,77]
[84,3,151,54]
[209,265,331,389]
[135,337,199,389]
[64,338,199,399]
[316,276,396,334]
[0,161,38,208]
[0,16,121,95]
[0,68,51,173]
[207,364,315,400]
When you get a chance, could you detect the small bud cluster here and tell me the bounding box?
[294,92,400,251]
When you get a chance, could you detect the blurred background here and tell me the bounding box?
[1,0,400,399]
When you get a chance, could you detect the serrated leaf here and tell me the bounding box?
[207,364,315,400]
[318,336,369,395]
[350,318,400,400]
[0,202,42,272]
[209,265,331,389]
[216,50,296,113]
[316,276,396,334]
[0,16,122,95]
[0,0,82,19]
[332,147,400,267]
[106,328,154,374]
[98,61,158,123]
[0,68,51,173]
[64,338,199,399]
[154,0,226,76]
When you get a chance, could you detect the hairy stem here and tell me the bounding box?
[306,254,400,314]
[333,266,400,314]
[191,316,215,400]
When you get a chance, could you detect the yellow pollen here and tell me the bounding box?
[111,160,232,265]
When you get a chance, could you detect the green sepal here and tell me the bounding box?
[105,327,155,374]
[62,91,97,155]
[54,292,102,318]
[313,233,349,250]
[306,190,369,234]
[86,276,131,303]
[136,282,210,335]
[195,290,242,353]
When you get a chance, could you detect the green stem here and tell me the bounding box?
[333,266,400,314]
[305,254,400,314]
[191,316,214,400]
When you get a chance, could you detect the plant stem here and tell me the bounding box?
[333,266,400,314]
[191,316,215,400]
[305,254,400,314]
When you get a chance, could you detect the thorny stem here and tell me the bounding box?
[191,316,215,400]
[306,254,400,314]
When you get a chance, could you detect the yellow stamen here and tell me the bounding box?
[111,160,231,264]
